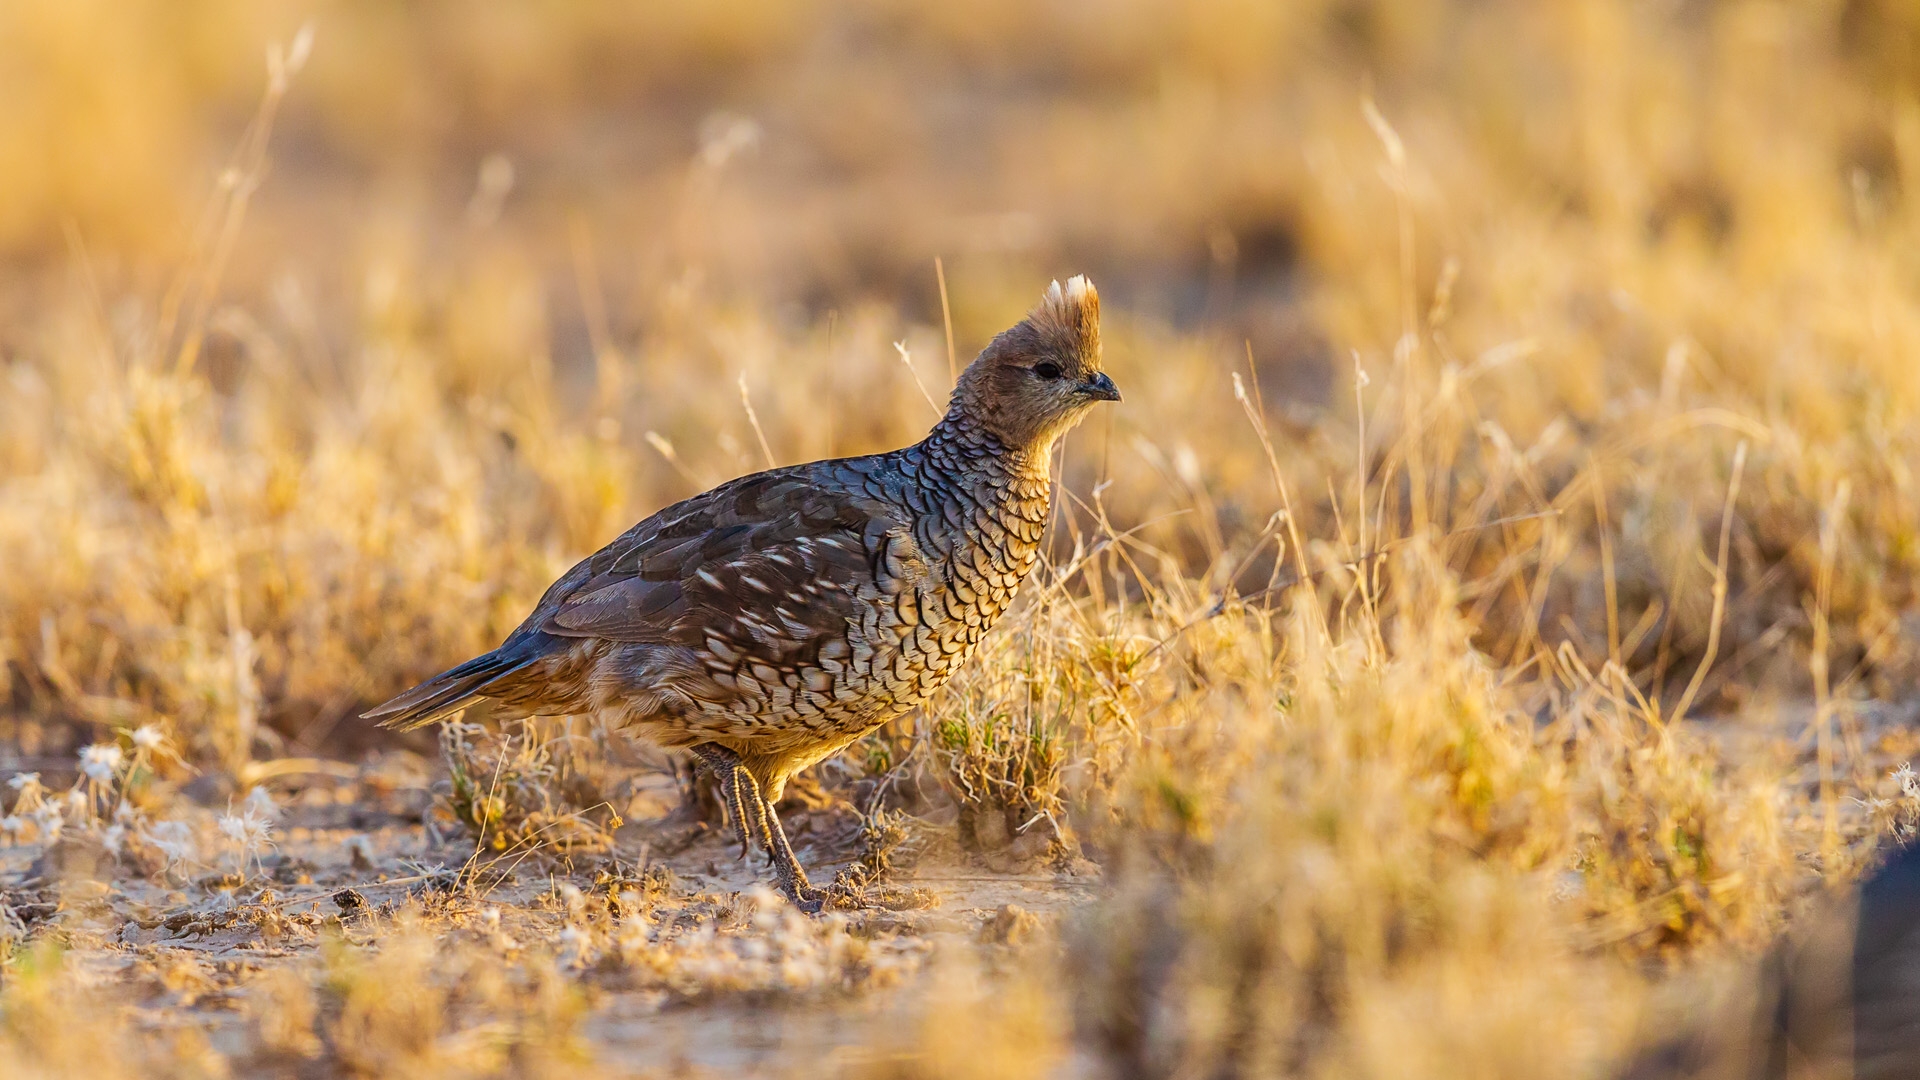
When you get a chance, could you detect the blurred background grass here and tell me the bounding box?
[10,0,1920,765]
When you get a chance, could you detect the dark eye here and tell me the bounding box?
[1032,362,1062,380]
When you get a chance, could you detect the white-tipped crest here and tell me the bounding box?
[1038,275,1097,321]
[1027,274,1101,360]
[1061,274,1093,307]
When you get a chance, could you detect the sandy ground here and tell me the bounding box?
[0,752,1097,1076]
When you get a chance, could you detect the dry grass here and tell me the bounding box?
[7,1,1920,1076]
[438,719,624,856]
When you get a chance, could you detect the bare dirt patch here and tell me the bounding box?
[0,753,1094,1077]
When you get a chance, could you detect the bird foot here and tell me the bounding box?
[784,881,829,915]
[691,743,851,916]
[689,743,772,861]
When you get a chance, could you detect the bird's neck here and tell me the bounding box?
[916,410,1054,572]
[921,409,1056,495]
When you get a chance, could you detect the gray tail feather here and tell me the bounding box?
[360,640,544,732]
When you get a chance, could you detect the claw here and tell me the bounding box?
[736,767,775,854]
[692,743,776,864]
[693,744,754,861]
[725,768,753,859]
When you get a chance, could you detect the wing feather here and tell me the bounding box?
[535,465,906,656]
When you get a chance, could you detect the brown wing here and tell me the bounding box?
[535,465,907,666]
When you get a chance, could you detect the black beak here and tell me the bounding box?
[1080,372,1121,402]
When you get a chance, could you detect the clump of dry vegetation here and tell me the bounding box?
[439,719,623,856]
[8,1,1920,1076]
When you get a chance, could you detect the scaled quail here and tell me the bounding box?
[363,276,1120,910]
